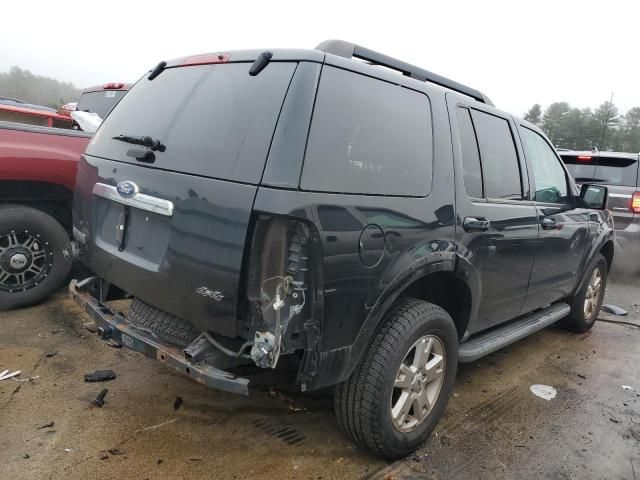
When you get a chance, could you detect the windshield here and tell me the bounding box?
[76,90,127,118]
[86,62,296,184]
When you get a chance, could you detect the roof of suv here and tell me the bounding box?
[159,40,494,108]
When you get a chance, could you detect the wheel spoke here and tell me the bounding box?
[392,391,414,426]
[412,338,433,369]
[425,353,444,381]
[7,232,19,247]
[0,270,10,284]
[394,363,416,389]
[414,389,431,418]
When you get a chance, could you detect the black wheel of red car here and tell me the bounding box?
[561,253,608,333]
[334,298,458,459]
[0,205,72,311]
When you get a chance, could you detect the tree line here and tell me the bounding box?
[0,66,80,108]
[524,101,640,153]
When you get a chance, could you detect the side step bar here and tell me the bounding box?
[458,303,571,363]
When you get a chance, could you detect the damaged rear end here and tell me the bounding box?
[71,50,324,393]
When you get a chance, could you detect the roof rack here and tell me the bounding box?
[315,40,494,106]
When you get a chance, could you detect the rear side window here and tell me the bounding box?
[87,63,296,184]
[77,90,127,118]
[470,110,522,200]
[301,66,433,196]
[562,155,638,187]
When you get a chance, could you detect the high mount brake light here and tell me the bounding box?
[180,53,231,67]
[577,155,592,162]
[103,83,124,89]
[631,192,640,213]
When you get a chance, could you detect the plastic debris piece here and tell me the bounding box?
[530,384,557,400]
[84,370,116,382]
[37,421,54,430]
[13,375,39,382]
[0,370,21,381]
[601,304,628,316]
[622,385,634,391]
[92,389,109,408]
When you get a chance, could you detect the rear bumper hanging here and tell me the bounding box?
[69,277,249,395]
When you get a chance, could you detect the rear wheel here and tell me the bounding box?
[334,298,458,459]
[562,253,608,332]
[0,205,72,311]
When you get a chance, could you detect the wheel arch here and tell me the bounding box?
[307,251,480,390]
[0,181,73,231]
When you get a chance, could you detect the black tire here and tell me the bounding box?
[334,298,458,459]
[561,253,608,333]
[0,205,72,311]
[127,298,199,348]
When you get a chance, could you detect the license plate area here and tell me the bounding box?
[93,197,172,271]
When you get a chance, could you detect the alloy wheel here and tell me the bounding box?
[390,335,446,433]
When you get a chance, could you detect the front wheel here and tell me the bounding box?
[0,205,72,311]
[561,253,608,333]
[334,298,458,459]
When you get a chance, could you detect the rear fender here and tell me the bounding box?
[307,250,479,389]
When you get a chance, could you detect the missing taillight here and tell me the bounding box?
[245,216,313,369]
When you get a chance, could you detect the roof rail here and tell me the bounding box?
[315,39,494,106]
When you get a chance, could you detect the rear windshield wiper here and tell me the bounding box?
[112,134,166,152]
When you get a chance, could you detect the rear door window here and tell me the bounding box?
[469,110,523,200]
[300,66,433,196]
[456,107,483,198]
[87,63,296,184]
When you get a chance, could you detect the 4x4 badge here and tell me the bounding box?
[116,181,139,198]
[195,286,224,302]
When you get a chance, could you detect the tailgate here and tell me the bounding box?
[75,155,256,337]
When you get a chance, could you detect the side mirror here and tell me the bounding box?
[579,184,608,210]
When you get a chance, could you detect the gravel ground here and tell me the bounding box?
[0,272,638,480]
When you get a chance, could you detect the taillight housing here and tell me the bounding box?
[632,192,640,213]
[242,215,320,369]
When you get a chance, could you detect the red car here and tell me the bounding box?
[0,121,91,310]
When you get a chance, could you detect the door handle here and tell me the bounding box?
[463,217,490,232]
[541,218,559,230]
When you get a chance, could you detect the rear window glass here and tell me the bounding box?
[300,66,433,196]
[77,90,127,118]
[87,63,296,184]
[561,155,638,187]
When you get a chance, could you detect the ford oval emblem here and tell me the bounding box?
[116,181,139,198]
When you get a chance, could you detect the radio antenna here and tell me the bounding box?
[597,92,614,151]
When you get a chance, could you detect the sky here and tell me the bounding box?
[2,0,638,116]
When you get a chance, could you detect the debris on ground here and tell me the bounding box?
[530,384,557,400]
[82,322,98,333]
[22,454,30,459]
[610,417,620,424]
[99,453,109,460]
[45,352,57,358]
[190,457,202,461]
[84,370,116,382]
[64,448,73,453]
[13,375,39,382]
[173,396,183,410]
[622,385,634,391]
[107,448,126,455]
[0,369,21,381]
[37,421,54,430]
[601,304,628,316]
[577,374,587,379]
[92,389,109,408]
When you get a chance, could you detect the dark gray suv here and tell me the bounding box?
[70,40,614,458]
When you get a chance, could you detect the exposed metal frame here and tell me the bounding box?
[316,39,494,106]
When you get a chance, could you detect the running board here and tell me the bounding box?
[458,303,571,363]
